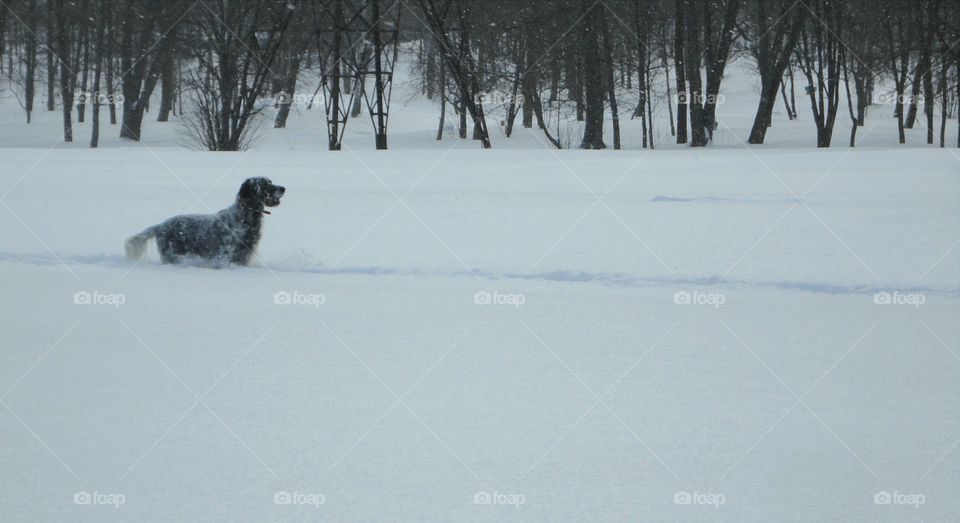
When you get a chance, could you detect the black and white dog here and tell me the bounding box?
[125,177,285,266]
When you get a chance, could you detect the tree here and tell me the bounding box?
[91,0,108,147]
[673,0,688,143]
[743,0,805,144]
[601,4,620,149]
[23,0,38,123]
[156,17,179,123]
[881,0,914,144]
[683,0,707,146]
[632,0,654,149]
[700,0,740,140]
[118,0,179,141]
[272,13,309,129]
[45,0,56,112]
[795,0,843,147]
[53,0,75,142]
[181,0,296,151]
[579,0,605,149]
[416,0,492,149]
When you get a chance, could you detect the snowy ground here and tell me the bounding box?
[1,55,959,522]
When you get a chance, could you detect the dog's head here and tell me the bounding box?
[237,177,285,210]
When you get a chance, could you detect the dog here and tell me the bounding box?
[125,177,285,266]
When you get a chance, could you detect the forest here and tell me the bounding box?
[0,0,957,150]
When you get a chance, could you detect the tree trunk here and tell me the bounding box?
[937,48,946,148]
[418,0,491,148]
[746,0,804,144]
[853,65,866,125]
[326,0,343,150]
[673,0,688,143]
[350,45,370,118]
[646,63,655,149]
[701,0,739,141]
[683,0,707,147]
[894,60,907,143]
[780,78,793,120]
[118,1,165,141]
[602,9,620,149]
[662,49,675,136]
[923,57,934,144]
[77,27,89,123]
[842,52,857,147]
[91,0,106,148]
[436,59,445,140]
[371,0,388,149]
[904,58,923,128]
[24,0,37,123]
[46,0,56,111]
[156,27,177,122]
[579,1,605,149]
[55,0,73,142]
[274,48,302,128]
[638,44,648,149]
[505,41,523,138]
[0,2,6,77]
[748,76,780,143]
[531,88,561,148]
[424,37,435,99]
[105,1,116,126]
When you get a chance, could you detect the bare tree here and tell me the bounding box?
[45,0,56,111]
[795,0,843,147]
[53,0,74,142]
[23,0,38,123]
[701,0,740,141]
[673,0,688,143]
[580,0,605,149]
[416,0,492,148]
[180,0,296,151]
[118,0,177,141]
[156,17,179,123]
[601,4,620,149]
[683,0,707,146]
[743,0,805,144]
[882,0,914,144]
[91,0,107,147]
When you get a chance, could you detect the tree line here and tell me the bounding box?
[0,0,957,150]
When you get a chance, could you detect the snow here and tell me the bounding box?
[1,55,959,522]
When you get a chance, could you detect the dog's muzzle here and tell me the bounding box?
[265,185,285,207]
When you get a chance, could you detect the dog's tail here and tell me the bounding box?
[125,226,157,261]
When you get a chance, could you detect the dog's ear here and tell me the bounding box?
[237,178,260,203]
